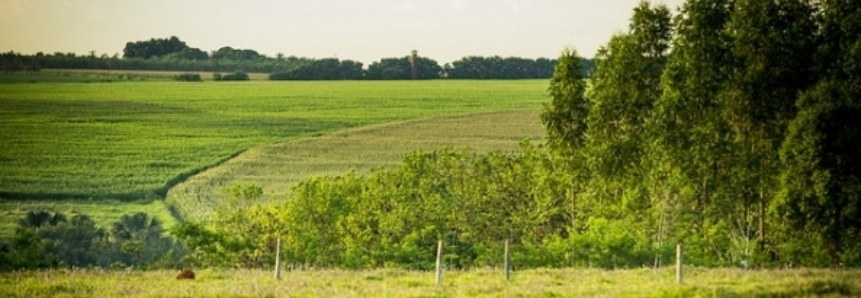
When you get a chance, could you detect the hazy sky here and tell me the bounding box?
[0,0,686,64]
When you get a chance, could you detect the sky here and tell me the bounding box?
[0,0,687,65]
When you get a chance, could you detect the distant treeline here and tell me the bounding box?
[0,36,595,79]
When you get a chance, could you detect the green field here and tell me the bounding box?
[0,80,547,231]
[168,109,545,221]
[1,267,857,298]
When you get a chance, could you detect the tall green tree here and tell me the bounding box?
[722,0,817,266]
[648,0,735,265]
[541,48,589,157]
[584,1,672,211]
[540,48,590,234]
[777,0,861,267]
[583,0,673,266]
[778,82,861,267]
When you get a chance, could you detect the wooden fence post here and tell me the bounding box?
[676,244,683,284]
[435,240,444,285]
[274,238,282,280]
[504,239,511,281]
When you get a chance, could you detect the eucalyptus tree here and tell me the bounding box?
[722,0,817,266]
[583,0,672,219]
[541,48,590,232]
[778,0,861,267]
[581,0,673,266]
[647,0,735,265]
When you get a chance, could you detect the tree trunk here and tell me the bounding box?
[758,189,765,268]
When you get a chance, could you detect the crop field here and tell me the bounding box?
[1,267,857,298]
[0,80,547,231]
[168,109,544,221]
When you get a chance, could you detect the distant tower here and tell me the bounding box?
[410,50,418,80]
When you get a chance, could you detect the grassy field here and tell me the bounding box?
[1,267,857,298]
[0,80,547,232]
[168,109,544,221]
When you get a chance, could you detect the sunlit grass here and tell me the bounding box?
[1,267,857,298]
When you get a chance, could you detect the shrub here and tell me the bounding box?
[268,71,294,80]
[212,72,222,81]
[174,73,202,82]
[220,71,249,81]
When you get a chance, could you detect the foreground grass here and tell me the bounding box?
[1,267,857,298]
[168,109,544,221]
[0,80,546,202]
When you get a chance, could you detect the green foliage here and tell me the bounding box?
[17,210,67,228]
[779,80,861,266]
[219,71,249,81]
[0,210,181,271]
[268,58,363,80]
[365,56,442,80]
[211,46,260,61]
[173,73,202,82]
[541,47,589,156]
[199,143,668,270]
[445,56,574,79]
[123,36,189,59]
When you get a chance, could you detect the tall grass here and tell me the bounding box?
[1,267,857,298]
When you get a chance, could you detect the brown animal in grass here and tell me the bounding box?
[176,269,195,280]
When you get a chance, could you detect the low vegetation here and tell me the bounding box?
[0,210,180,271]
[0,268,858,298]
[172,73,202,82]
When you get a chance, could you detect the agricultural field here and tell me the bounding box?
[168,109,544,221]
[0,79,547,233]
[1,267,857,298]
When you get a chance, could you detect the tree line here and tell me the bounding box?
[1,36,594,79]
